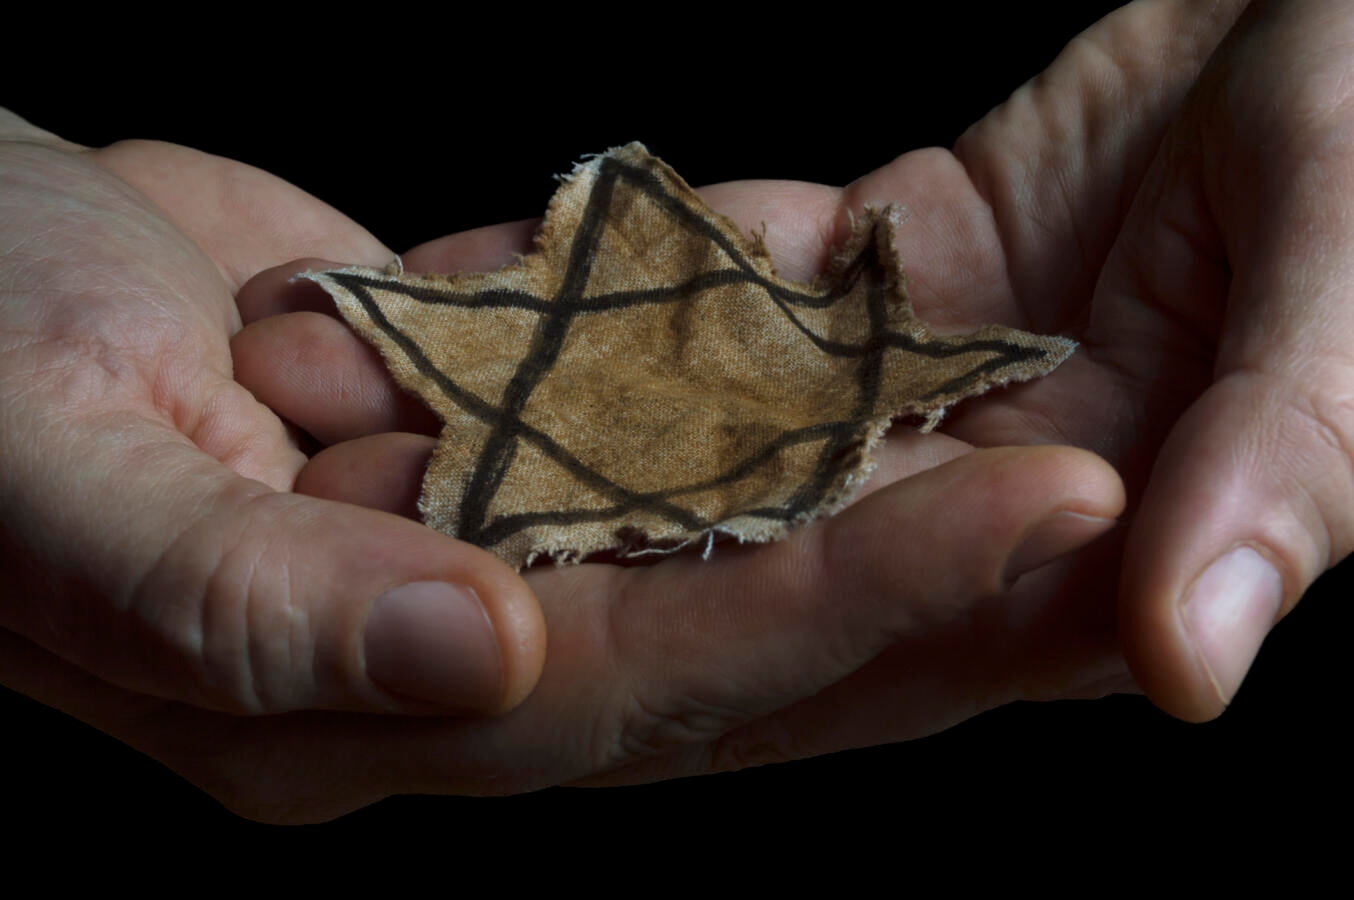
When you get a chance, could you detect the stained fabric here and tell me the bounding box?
[303,143,1075,568]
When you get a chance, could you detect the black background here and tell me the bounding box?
[2,4,1346,841]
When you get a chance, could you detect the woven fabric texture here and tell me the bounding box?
[304,143,1075,568]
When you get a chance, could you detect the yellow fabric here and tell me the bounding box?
[304,143,1074,568]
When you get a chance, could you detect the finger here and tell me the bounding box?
[1,414,544,717]
[944,0,1247,332]
[581,531,1137,787]
[610,445,1124,728]
[1111,1,1354,720]
[236,257,345,324]
[400,218,540,273]
[444,444,1125,789]
[693,0,1247,348]
[295,432,435,518]
[231,310,439,444]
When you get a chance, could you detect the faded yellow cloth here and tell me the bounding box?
[304,143,1074,568]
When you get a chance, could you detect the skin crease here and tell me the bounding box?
[3,0,1351,822]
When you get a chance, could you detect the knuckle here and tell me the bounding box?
[600,684,749,769]
[200,494,313,715]
[135,487,310,715]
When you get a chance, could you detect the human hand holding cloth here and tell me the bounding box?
[0,110,1120,821]
[3,0,1346,820]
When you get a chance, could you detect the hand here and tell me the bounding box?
[239,0,1349,789]
[0,110,1124,821]
[696,0,1354,728]
[954,0,1354,722]
[0,111,544,800]
[695,0,1349,726]
[696,0,1348,724]
[227,0,1268,791]
[12,0,1337,821]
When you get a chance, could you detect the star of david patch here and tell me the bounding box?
[303,143,1074,568]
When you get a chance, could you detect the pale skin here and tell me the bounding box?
[2,0,1348,822]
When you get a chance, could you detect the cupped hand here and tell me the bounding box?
[1096,0,1354,721]
[707,0,1351,725]
[0,112,545,793]
[0,110,1123,822]
[239,0,1354,792]
[930,0,1354,723]
[695,0,1352,727]
[666,0,1354,730]
[11,0,1333,821]
[228,0,1260,792]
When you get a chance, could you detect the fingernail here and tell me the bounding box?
[1004,511,1117,583]
[1182,546,1283,707]
[364,582,503,710]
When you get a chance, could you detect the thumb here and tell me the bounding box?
[1111,0,1354,721]
[1,422,546,716]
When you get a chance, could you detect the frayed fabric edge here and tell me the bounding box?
[510,417,892,572]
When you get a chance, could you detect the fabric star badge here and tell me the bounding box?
[302,143,1075,569]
